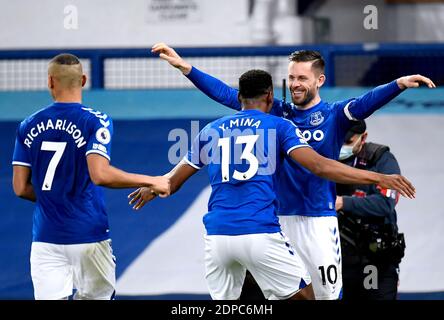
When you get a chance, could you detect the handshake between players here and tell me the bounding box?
[130,160,416,210]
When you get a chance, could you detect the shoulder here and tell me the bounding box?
[327,99,354,111]
[214,114,232,124]
[200,120,219,137]
[365,142,398,164]
[259,112,284,123]
[378,148,398,163]
[79,106,113,127]
[273,115,297,129]
[274,117,304,140]
[79,105,111,119]
[373,148,400,174]
[18,106,50,130]
[207,117,224,129]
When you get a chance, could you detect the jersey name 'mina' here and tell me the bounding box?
[23,118,86,148]
[218,118,261,131]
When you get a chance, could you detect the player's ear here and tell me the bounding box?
[317,73,326,88]
[267,89,273,105]
[48,75,54,89]
[81,75,87,87]
[361,132,368,144]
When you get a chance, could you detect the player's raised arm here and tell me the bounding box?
[289,147,415,199]
[151,42,193,75]
[86,154,170,196]
[151,43,291,114]
[128,159,198,210]
[344,74,436,121]
[12,165,36,202]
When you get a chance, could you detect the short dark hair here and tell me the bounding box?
[238,69,273,99]
[50,53,81,66]
[344,120,367,142]
[288,50,325,74]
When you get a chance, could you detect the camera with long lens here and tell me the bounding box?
[338,210,405,263]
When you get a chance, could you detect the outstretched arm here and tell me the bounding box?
[12,165,36,202]
[87,154,170,196]
[128,159,198,210]
[345,74,436,121]
[166,159,199,194]
[151,43,288,115]
[289,147,415,199]
[152,42,241,110]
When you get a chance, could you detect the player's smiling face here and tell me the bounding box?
[288,61,323,107]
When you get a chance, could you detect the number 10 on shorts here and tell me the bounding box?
[318,265,338,285]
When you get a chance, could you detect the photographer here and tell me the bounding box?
[336,120,406,300]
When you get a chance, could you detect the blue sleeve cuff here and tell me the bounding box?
[186,66,197,79]
[389,79,403,93]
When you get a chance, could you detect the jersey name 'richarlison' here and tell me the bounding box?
[23,118,86,149]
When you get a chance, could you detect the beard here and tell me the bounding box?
[291,87,316,107]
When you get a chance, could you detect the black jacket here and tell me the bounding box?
[337,142,400,228]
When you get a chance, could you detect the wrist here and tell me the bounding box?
[371,172,382,185]
[144,176,155,188]
[396,78,406,90]
[180,63,192,76]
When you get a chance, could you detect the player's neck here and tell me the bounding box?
[241,99,269,113]
[242,105,267,113]
[53,90,82,104]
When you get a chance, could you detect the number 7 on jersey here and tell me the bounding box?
[41,141,67,191]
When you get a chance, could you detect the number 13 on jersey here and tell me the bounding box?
[217,134,259,183]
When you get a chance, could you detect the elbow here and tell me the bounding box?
[310,162,326,178]
[89,170,109,186]
[14,186,27,198]
[13,180,26,198]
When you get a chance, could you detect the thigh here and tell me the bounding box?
[246,232,310,300]
[30,242,73,300]
[282,216,343,300]
[68,239,116,300]
[204,235,246,300]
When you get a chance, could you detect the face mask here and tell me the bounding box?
[339,145,354,160]
[339,135,362,160]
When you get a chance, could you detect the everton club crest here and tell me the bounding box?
[309,111,324,126]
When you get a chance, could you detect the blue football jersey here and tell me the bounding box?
[185,109,310,235]
[272,99,354,216]
[12,102,113,244]
[186,67,402,217]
